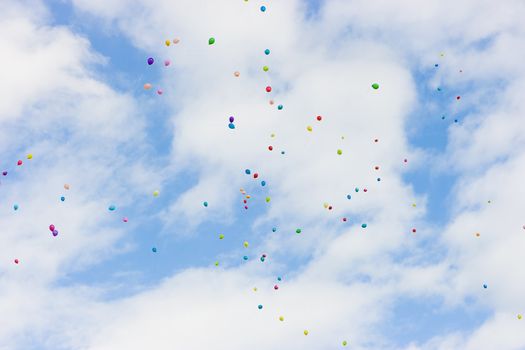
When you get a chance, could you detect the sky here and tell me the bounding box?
[1,0,525,349]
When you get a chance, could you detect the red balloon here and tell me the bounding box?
[265,86,272,92]
[14,259,19,264]
[316,115,322,121]
[268,146,273,151]
[17,160,22,166]
[253,173,259,179]
[412,228,417,233]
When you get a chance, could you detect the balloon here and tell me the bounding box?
[412,228,417,233]
[228,123,235,129]
[14,259,19,264]
[316,115,322,121]
[296,228,302,234]
[108,205,116,211]
[377,178,381,181]
[261,180,266,186]
[49,224,55,231]
[234,71,240,77]
[203,201,208,207]
[253,173,259,179]
[147,57,154,65]
[13,204,18,210]
[374,166,380,170]
[342,340,348,346]
[269,100,274,105]
[278,104,283,110]
[122,217,128,223]
[243,255,248,260]
[483,284,487,289]
[475,232,480,237]
[245,169,251,175]
[265,196,271,203]
[144,83,152,90]
[263,66,269,72]
[304,330,309,336]
[208,37,215,45]
[152,247,157,253]
[243,241,249,248]
[518,314,523,320]
[165,40,171,46]
[268,146,273,151]
[260,5,266,12]
[279,316,284,321]
[153,190,160,197]
[2,171,7,176]
[60,196,65,202]
[164,60,171,66]
[361,223,367,228]
[371,83,379,89]
[64,184,70,190]
[281,151,285,154]
[214,261,219,266]
[229,116,235,123]
[307,125,313,132]
[265,86,272,92]
[337,149,343,155]
[157,89,163,95]
[264,49,270,55]
[219,234,224,239]
[17,160,22,166]
[274,285,279,290]
[27,154,33,159]
[173,38,180,44]
[342,218,347,222]
[52,229,58,237]
[253,287,257,292]
[434,63,439,67]
[258,304,263,309]
[272,227,277,232]
[355,187,359,192]
[346,194,352,200]
[456,96,461,100]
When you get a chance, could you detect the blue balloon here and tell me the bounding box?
[152,247,157,253]
[264,49,270,55]
[260,5,266,12]
[272,227,277,232]
[258,304,263,309]
[243,255,249,261]
[361,223,367,228]
[277,276,282,281]
[60,196,65,202]
[13,204,19,211]
[355,187,359,192]
[203,201,208,207]
[245,169,251,175]
[483,284,488,289]
[108,204,116,211]
[346,194,352,200]
[277,104,283,110]
[261,180,266,186]
[377,178,381,182]
[228,123,235,129]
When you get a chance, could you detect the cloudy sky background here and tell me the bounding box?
[1,0,525,349]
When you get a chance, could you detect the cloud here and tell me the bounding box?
[2,0,525,349]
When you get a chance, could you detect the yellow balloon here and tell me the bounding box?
[153,190,160,197]
[243,241,249,248]
[307,125,313,132]
[279,316,284,321]
[518,314,522,320]
[304,330,309,336]
[26,153,33,160]
[165,39,171,46]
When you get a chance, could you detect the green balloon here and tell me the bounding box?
[342,340,348,346]
[208,37,215,45]
[296,228,302,234]
[372,83,379,89]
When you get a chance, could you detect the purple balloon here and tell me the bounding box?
[229,116,234,123]
[147,57,154,65]
[52,229,58,237]
[2,171,7,176]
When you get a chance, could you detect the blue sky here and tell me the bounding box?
[1,1,525,349]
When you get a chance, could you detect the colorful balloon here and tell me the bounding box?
[27,153,33,159]
[266,86,272,92]
[261,180,266,186]
[173,38,180,44]
[219,234,224,239]
[17,160,22,166]
[108,205,116,211]
[64,184,70,190]
[337,149,343,155]
[304,330,309,336]
[277,104,283,110]
[371,83,379,89]
[307,125,313,132]
[208,37,215,45]
[263,66,269,72]
[264,49,270,55]
[165,40,171,46]
[49,224,55,231]
[60,196,65,202]
[152,247,157,253]
[258,304,263,309]
[234,71,240,77]
[243,255,249,260]
[144,83,152,90]
[13,204,18,211]
[362,223,367,228]
[296,228,302,234]
[279,316,284,321]
[228,123,235,129]
[260,5,266,12]
[153,190,160,197]
[203,201,208,207]
[147,57,154,65]
[243,241,249,248]
[164,60,171,66]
